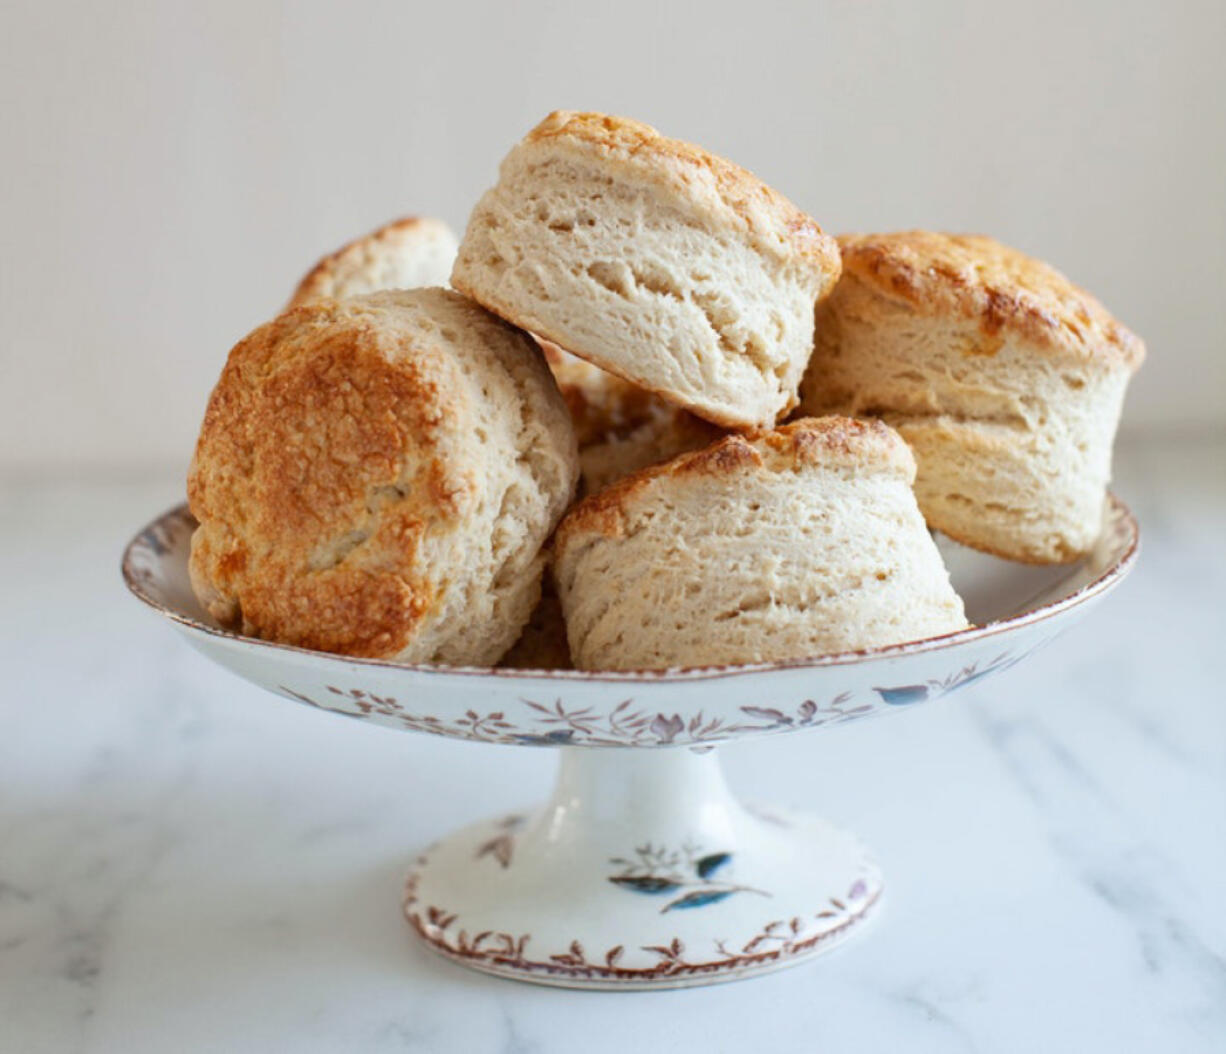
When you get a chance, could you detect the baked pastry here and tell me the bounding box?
[188,288,579,664]
[452,111,842,429]
[498,585,572,670]
[540,340,722,494]
[287,216,457,307]
[799,232,1145,563]
[553,417,968,670]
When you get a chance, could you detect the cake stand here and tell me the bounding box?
[122,496,1137,989]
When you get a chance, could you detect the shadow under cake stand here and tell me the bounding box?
[122,497,1137,990]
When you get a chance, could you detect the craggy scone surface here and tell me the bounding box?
[188,289,577,662]
[520,112,842,271]
[801,231,1144,563]
[837,232,1144,368]
[288,216,458,307]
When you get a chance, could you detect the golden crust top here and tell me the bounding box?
[187,292,489,657]
[287,216,452,308]
[837,231,1145,369]
[520,111,841,284]
[555,416,914,545]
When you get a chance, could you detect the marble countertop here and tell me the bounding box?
[2,434,1223,1053]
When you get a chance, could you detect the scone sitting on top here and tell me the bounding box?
[553,417,968,671]
[800,232,1144,564]
[287,216,457,307]
[452,111,842,430]
[188,288,578,664]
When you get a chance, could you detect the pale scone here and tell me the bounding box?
[540,340,722,494]
[498,585,572,670]
[799,232,1145,563]
[188,289,579,664]
[287,216,457,307]
[452,111,842,429]
[553,417,968,671]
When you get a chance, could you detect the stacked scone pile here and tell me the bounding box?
[188,111,1144,672]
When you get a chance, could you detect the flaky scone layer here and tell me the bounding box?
[801,232,1144,562]
[453,111,841,429]
[554,417,967,670]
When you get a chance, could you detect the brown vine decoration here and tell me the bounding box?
[403,868,877,982]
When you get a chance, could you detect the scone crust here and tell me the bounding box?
[539,340,723,491]
[554,415,965,670]
[288,216,456,307]
[190,295,462,656]
[452,111,842,429]
[497,587,572,670]
[540,339,665,448]
[838,232,1144,369]
[521,111,841,280]
[557,416,915,546]
[188,289,577,661]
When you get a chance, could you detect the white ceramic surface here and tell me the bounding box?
[405,750,882,988]
[121,497,1137,988]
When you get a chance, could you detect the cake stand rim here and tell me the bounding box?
[121,494,1138,684]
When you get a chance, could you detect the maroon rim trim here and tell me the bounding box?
[121,496,1139,684]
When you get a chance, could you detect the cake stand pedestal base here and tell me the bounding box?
[403,746,882,989]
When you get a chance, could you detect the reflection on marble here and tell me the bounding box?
[1,435,1224,1053]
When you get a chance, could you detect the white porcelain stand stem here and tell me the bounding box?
[403,746,882,989]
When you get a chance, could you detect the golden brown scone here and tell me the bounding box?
[539,340,723,494]
[799,232,1144,563]
[452,111,841,429]
[188,288,579,664]
[287,216,457,307]
[553,417,968,671]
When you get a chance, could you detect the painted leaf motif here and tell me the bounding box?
[740,706,791,724]
[476,834,514,869]
[875,685,930,705]
[695,852,731,879]
[944,668,994,693]
[644,944,679,961]
[663,889,735,912]
[608,875,681,894]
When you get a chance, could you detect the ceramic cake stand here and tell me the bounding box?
[123,497,1137,990]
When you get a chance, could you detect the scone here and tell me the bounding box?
[553,417,968,671]
[452,111,842,429]
[799,232,1145,563]
[541,340,722,494]
[287,216,457,307]
[188,288,579,664]
[498,585,572,670]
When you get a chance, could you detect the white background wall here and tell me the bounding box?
[2,0,1223,471]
